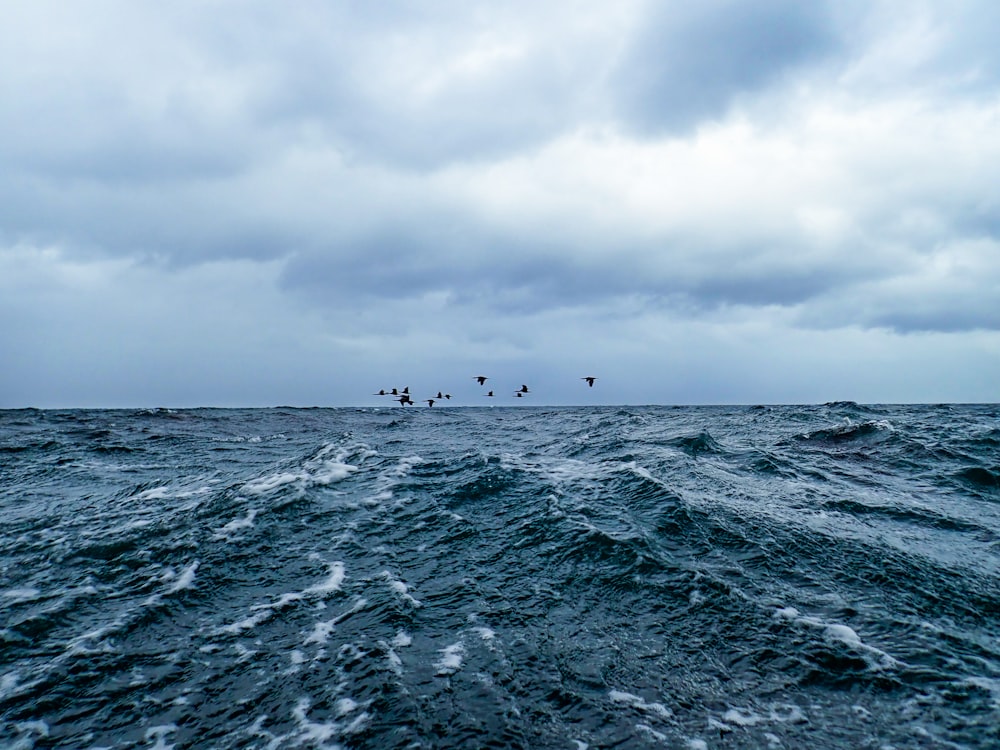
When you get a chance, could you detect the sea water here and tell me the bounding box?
[1,403,998,748]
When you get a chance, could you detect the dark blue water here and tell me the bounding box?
[1,404,998,749]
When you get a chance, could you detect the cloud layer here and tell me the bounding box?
[2,0,998,406]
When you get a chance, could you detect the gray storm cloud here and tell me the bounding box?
[1,1,998,406]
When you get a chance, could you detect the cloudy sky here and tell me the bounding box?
[2,0,998,407]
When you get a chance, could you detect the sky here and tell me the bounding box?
[2,0,999,408]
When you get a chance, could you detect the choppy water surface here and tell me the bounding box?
[1,404,999,748]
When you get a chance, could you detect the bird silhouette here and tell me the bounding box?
[485,390,494,397]
[395,395,413,406]
[474,376,488,385]
[373,389,387,396]
[514,392,524,398]
[582,377,597,387]
[424,399,435,407]
[517,384,529,393]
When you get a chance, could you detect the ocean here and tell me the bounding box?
[1,403,998,749]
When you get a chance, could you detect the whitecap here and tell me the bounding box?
[609,690,673,719]
[244,472,303,495]
[1,588,41,604]
[291,697,338,746]
[964,676,1000,708]
[223,611,272,635]
[472,626,496,641]
[12,720,50,748]
[635,723,668,741]
[773,605,900,671]
[823,623,862,648]
[388,455,422,478]
[305,562,346,596]
[166,561,199,594]
[336,698,359,716]
[233,643,258,663]
[384,645,404,676]
[136,486,171,501]
[769,703,808,724]
[243,445,361,499]
[309,461,358,486]
[213,509,258,540]
[144,724,177,750]
[381,572,421,607]
[722,707,764,726]
[435,642,465,676]
[305,619,337,646]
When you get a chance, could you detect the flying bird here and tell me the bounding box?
[474,376,488,385]
[424,399,435,407]
[373,389,388,396]
[582,377,597,387]
[485,390,494,397]
[395,395,413,406]
[517,384,530,393]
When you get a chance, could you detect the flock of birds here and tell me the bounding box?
[373,375,598,406]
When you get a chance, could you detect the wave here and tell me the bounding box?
[3,405,1000,749]
[954,465,1000,489]
[796,419,896,445]
[822,400,864,409]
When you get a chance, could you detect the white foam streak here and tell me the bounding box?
[221,561,347,635]
[303,597,368,646]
